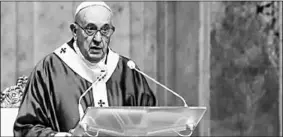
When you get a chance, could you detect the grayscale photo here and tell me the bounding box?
[0,1,282,136]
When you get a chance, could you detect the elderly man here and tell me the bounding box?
[13,1,156,136]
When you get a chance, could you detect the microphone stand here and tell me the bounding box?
[127,61,188,107]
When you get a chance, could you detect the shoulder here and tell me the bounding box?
[118,55,131,64]
[31,53,62,77]
[34,53,59,70]
[117,54,140,69]
[33,39,74,73]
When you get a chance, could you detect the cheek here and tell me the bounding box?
[83,36,91,44]
[78,36,91,49]
[77,31,90,42]
[102,37,110,45]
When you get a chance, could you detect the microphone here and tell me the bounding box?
[78,67,107,120]
[127,60,188,107]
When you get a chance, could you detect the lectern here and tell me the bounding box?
[72,107,206,136]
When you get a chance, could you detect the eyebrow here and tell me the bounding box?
[84,23,110,28]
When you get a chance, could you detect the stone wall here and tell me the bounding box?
[209,2,281,136]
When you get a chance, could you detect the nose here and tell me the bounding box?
[93,31,102,42]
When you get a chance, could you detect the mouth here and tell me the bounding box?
[89,46,102,50]
[88,41,105,54]
[89,46,103,54]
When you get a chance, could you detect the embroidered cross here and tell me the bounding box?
[98,99,105,107]
[60,48,66,54]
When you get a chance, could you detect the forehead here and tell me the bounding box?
[78,6,112,26]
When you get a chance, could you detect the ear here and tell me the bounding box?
[70,23,77,39]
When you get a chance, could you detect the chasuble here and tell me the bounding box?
[13,39,157,136]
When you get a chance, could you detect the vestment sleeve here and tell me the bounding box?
[131,66,157,106]
[13,68,59,136]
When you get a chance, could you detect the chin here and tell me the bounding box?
[88,54,104,62]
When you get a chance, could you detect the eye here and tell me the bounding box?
[85,26,97,31]
[101,24,110,30]
[100,25,111,34]
[85,24,98,33]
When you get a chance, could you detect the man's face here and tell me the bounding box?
[75,6,113,63]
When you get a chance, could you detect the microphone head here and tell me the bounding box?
[127,60,136,69]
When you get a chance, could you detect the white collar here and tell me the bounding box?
[53,41,119,83]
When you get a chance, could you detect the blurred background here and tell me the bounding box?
[1,1,282,136]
